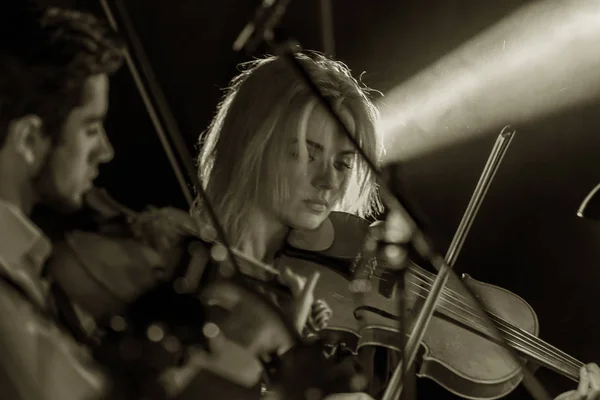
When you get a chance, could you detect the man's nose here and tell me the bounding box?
[96,126,114,163]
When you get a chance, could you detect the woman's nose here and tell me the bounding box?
[311,162,340,190]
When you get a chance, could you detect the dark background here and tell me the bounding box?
[39,0,600,398]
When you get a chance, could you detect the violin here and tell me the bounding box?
[281,211,586,399]
[44,187,367,399]
[45,189,181,324]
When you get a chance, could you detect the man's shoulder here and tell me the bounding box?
[0,273,43,312]
[0,274,108,400]
[0,274,55,338]
[0,200,52,267]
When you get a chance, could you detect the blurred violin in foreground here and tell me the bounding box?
[43,187,366,399]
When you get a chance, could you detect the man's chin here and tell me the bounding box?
[42,192,86,215]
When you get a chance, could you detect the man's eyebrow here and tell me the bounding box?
[83,114,106,124]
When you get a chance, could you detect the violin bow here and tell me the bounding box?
[232,2,560,400]
[381,127,554,400]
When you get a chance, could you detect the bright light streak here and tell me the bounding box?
[378,0,600,164]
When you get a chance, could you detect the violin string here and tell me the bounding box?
[407,268,583,372]
[366,265,583,374]
[401,286,580,380]
[403,271,582,378]
[356,265,581,376]
[407,277,579,375]
[359,289,578,381]
[396,275,579,378]
[407,267,584,370]
[364,268,580,377]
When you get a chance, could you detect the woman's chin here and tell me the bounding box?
[288,213,327,231]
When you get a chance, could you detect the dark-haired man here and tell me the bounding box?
[0,6,328,400]
[0,5,122,399]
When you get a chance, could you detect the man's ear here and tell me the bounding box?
[7,115,50,169]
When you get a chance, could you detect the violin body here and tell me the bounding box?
[50,231,171,322]
[46,188,185,322]
[283,211,540,399]
[414,271,538,399]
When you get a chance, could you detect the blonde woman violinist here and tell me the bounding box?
[190,52,382,399]
[155,52,600,399]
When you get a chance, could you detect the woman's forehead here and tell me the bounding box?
[300,102,356,151]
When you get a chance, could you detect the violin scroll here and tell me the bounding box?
[306,299,333,334]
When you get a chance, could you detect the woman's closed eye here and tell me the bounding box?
[335,155,354,170]
[290,149,316,162]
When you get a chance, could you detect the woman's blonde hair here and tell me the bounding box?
[194,52,383,246]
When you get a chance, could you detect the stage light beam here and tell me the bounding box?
[378,0,600,164]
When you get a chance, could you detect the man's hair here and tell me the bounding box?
[0,5,124,147]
